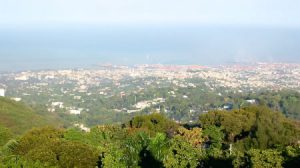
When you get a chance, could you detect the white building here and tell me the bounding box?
[0,89,5,97]
[70,109,81,115]
[51,102,64,108]
[15,76,28,81]
[74,123,90,132]
[183,95,188,99]
[11,97,22,102]
[134,101,150,109]
[246,99,256,104]
[74,96,81,100]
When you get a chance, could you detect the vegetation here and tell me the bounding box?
[0,97,64,135]
[0,105,299,167]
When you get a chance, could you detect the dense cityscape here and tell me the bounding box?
[0,63,299,129]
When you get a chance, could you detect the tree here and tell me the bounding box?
[12,127,100,168]
[202,125,224,150]
[13,127,64,155]
[127,113,178,137]
[163,135,202,168]
[147,132,169,161]
[54,141,99,168]
[282,146,300,168]
[0,125,13,147]
[200,106,300,150]
[0,156,56,168]
[247,149,283,168]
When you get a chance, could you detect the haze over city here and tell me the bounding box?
[0,0,300,71]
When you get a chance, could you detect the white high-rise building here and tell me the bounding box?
[0,89,5,97]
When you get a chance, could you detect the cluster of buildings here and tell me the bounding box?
[0,63,299,117]
[9,63,300,90]
[196,63,300,90]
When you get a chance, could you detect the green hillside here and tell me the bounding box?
[0,106,299,167]
[0,97,63,135]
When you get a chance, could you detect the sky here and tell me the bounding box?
[1,0,300,27]
[0,0,300,71]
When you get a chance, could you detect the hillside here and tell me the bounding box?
[0,97,64,135]
[0,106,299,167]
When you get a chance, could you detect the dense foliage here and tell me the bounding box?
[0,105,299,167]
[200,106,300,150]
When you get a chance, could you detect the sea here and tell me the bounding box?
[0,25,299,72]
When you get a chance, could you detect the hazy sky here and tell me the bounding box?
[0,0,300,71]
[1,0,300,27]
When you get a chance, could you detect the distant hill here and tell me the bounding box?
[0,97,64,135]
